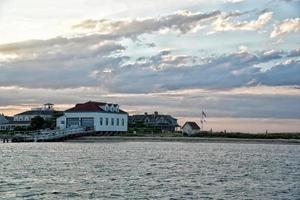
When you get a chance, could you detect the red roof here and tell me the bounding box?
[65,101,127,114]
[183,121,200,130]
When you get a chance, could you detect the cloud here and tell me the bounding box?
[270,18,300,37]
[72,10,222,37]
[103,49,300,93]
[72,10,274,37]
[0,9,275,61]
[1,42,299,92]
[0,40,127,89]
[0,10,299,101]
[211,11,273,32]
[260,59,300,86]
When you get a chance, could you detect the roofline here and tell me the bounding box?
[64,110,128,115]
[183,121,201,129]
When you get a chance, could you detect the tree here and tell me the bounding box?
[31,116,45,130]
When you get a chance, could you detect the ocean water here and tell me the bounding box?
[0,142,299,199]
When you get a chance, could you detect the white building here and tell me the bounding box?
[56,101,128,132]
[182,121,201,136]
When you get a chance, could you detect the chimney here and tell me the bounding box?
[154,111,158,116]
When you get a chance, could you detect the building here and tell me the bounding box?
[56,101,128,132]
[13,103,55,122]
[182,121,201,136]
[0,103,56,130]
[0,114,9,125]
[0,114,11,130]
[129,112,179,132]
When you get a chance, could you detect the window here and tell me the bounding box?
[122,118,125,126]
[81,118,94,129]
[100,117,103,126]
[111,118,114,126]
[66,118,80,128]
[106,118,109,126]
[117,118,119,126]
[61,120,65,124]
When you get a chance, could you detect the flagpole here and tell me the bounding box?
[201,110,204,131]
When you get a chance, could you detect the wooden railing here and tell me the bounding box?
[10,127,94,142]
[32,127,85,142]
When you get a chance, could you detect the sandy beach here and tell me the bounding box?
[67,136,300,145]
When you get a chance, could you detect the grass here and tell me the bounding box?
[122,131,183,137]
[187,131,300,139]
[1,128,299,140]
[125,128,300,139]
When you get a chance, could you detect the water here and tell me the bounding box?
[0,142,299,199]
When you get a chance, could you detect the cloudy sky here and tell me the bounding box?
[0,0,300,132]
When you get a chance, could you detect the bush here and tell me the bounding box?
[31,116,45,130]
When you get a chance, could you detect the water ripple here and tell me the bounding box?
[0,142,299,199]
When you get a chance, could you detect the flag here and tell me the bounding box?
[202,111,207,118]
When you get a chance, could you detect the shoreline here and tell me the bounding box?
[67,136,300,145]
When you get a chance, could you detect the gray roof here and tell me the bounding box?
[15,110,54,116]
[129,114,178,126]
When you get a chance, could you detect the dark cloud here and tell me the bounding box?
[106,49,300,93]
[0,41,127,89]
[260,60,300,86]
[1,46,299,92]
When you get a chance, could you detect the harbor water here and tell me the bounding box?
[0,142,299,199]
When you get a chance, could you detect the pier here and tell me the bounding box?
[1,127,94,143]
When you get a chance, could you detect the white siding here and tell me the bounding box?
[182,124,200,136]
[57,112,128,132]
[56,116,66,129]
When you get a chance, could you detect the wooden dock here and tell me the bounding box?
[1,127,94,143]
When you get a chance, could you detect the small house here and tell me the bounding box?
[182,121,201,136]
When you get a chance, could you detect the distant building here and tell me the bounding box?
[0,103,56,130]
[129,111,179,132]
[13,104,55,122]
[182,121,201,136]
[0,114,9,125]
[56,101,128,132]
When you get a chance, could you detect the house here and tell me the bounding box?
[0,114,9,125]
[0,103,56,130]
[182,121,201,136]
[56,101,128,132]
[13,104,55,122]
[0,114,10,130]
[129,111,179,132]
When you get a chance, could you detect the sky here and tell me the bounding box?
[0,0,300,132]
